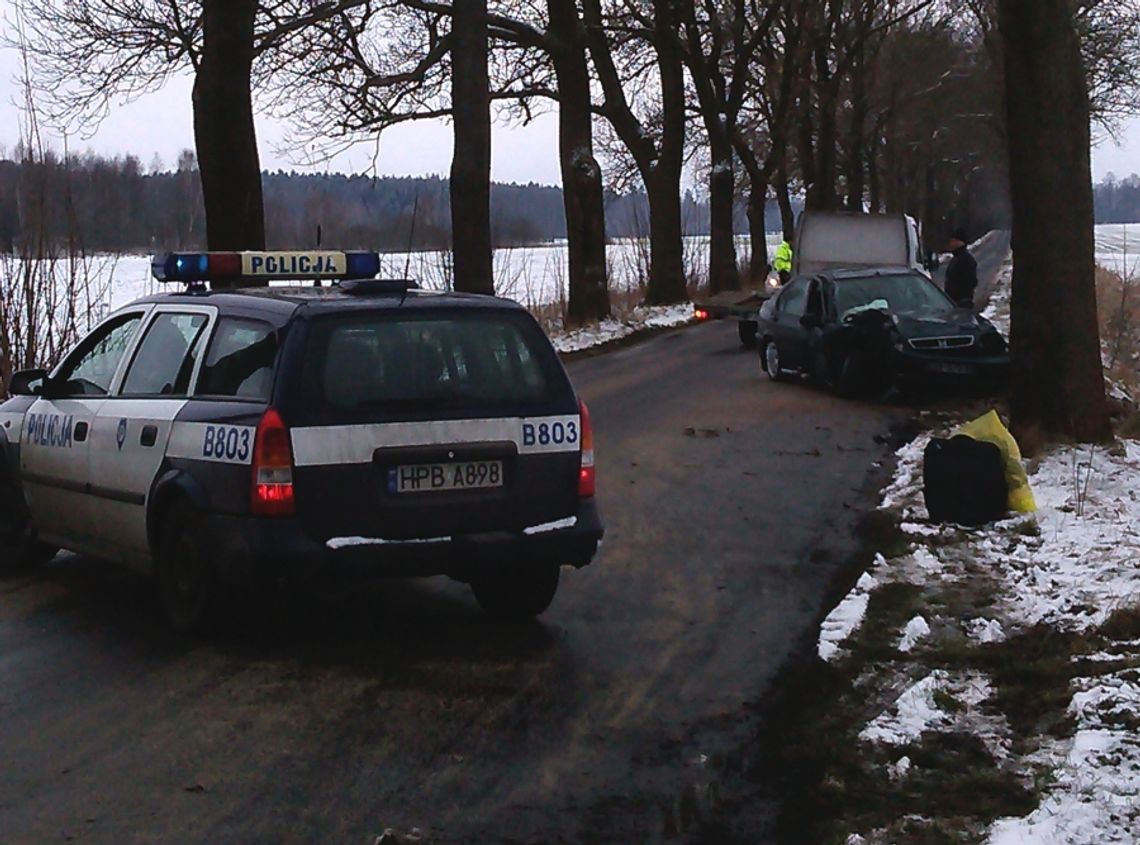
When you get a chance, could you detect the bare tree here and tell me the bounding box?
[583,0,688,305]
[677,0,780,292]
[999,0,1111,446]
[9,0,369,276]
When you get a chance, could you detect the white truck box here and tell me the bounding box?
[793,212,926,277]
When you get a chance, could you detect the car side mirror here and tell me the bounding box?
[800,313,822,329]
[7,368,47,397]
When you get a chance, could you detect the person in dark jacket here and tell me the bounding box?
[944,227,978,309]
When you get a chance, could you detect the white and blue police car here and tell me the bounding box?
[0,251,602,630]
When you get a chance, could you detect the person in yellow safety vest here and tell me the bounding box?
[773,239,793,285]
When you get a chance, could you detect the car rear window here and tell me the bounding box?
[298,311,563,414]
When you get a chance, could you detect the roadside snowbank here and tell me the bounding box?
[549,304,695,353]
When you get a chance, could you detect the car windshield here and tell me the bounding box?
[832,274,954,319]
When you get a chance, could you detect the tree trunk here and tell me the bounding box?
[707,133,738,293]
[643,0,687,305]
[548,0,609,324]
[449,0,494,295]
[867,146,881,213]
[645,166,686,305]
[746,179,769,282]
[846,58,868,211]
[193,0,264,276]
[776,171,795,242]
[815,82,840,211]
[999,0,1111,446]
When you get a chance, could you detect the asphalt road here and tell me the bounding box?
[1,324,911,845]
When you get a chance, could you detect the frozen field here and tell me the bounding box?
[7,225,1134,320]
[1094,222,1140,279]
[90,233,785,312]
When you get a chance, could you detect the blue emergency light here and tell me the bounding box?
[151,251,383,284]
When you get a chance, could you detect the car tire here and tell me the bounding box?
[471,563,560,622]
[738,320,758,349]
[0,480,56,572]
[834,351,867,399]
[763,340,787,382]
[156,509,222,633]
[0,531,57,572]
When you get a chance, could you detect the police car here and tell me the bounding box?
[0,251,603,630]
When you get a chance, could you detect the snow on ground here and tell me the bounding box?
[819,565,881,661]
[825,429,1140,843]
[549,303,695,353]
[1095,223,1140,280]
[816,250,1140,843]
[24,239,713,355]
[859,670,995,747]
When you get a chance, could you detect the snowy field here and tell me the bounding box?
[819,257,1140,843]
[1095,223,1140,280]
[87,233,785,313]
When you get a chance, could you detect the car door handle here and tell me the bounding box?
[74,421,89,442]
[140,425,158,448]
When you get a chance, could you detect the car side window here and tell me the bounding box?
[778,279,809,318]
[196,318,278,401]
[121,313,210,397]
[53,313,145,396]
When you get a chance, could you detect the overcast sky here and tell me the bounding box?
[1,15,1138,187]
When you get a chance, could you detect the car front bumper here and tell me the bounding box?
[893,348,1010,382]
[201,498,604,586]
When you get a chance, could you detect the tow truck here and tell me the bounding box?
[693,212,930,347]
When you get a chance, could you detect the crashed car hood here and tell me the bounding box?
[890,309,988,338]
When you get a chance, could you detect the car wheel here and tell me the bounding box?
[834,351,867,398]
[763,340,786,382]
[0,482,56,571]
[156,509,222,633]
[738,320,758,349]
[471,563,560,622]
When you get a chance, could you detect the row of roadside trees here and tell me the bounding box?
[6,0,1140,445]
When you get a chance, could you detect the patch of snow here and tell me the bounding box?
[965,618,1007,644]
[860,670,993,746]
[888,756,912,780]
[523,516,578,535]
[818,564,882,662]
[985,667,1140,844]
[550,303,694,353]
[327,535,450,549]
[898,616,931,653]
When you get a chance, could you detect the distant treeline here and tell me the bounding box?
[0,152,799,256]
[1094,173,1140,225]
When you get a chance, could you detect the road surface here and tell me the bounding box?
[1,323,917,844]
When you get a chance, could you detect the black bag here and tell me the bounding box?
[922,435,1008,526]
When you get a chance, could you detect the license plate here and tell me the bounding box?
[929,362,974,375]
[389,460,504,493]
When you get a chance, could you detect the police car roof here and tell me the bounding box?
[132,286,527,318]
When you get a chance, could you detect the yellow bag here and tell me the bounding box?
[953,410,1037,513]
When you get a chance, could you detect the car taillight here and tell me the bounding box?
[578,399,595,498]
[251,407,295,516]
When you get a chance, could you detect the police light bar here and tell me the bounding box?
[151,251,382,283]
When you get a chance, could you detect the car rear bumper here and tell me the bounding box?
[202,498,604,585]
